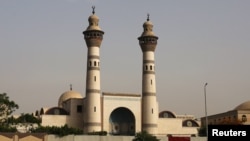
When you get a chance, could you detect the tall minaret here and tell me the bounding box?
[82,6,104,133]
[138,14,159,135]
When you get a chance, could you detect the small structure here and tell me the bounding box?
[201,100,250,126]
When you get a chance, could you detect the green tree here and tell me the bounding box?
[16,113,41,124]
[133,131,160,141]
[0,93,19,124]
[198,126,206,137]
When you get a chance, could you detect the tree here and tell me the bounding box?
[133,131,160,141]
[15,113,41,124]
[0,93,19,124]
[198,126,206,137]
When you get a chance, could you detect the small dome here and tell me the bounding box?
[85,7,102,31]
[234,100,250,110]
[86,14,102,31]
[159,110,176,118]
[58,90,83,107]
[88,14,99,23]
[140,14,156,37]
[143,20,153,27]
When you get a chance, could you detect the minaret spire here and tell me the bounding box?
[92,6,95,14]
[147,13,150,21]
[70,84,72,91]
[69,84,72,91]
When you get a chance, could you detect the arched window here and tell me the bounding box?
[242,115,247,122]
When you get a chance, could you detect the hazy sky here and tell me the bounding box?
[1,0,249,118]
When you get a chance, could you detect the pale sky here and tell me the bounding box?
[1,0,249,118]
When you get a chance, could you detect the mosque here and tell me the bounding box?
[35,8,200,136]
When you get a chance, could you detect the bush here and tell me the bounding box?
[0,125,17,132]
[198,126,206,136]
[31,124,83,137]
[87,131,107,136]
[133,131,160,141]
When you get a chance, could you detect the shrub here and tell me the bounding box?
[87,131,107,136]
[31,124,83,137]
[133,131,160,141]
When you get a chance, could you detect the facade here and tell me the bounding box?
[35,8,200,136]
[201,100,250,126]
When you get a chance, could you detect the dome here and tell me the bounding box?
[85,7,102,31]
[143,20,153,27]
[234,100,250,110]
[140,14,156,37]
[86,15,102,31]
[88,14,99,23]
[58,90,83,107]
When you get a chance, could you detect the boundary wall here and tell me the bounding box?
[0,133,206,141]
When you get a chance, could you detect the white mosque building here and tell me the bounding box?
[35,8,200,136]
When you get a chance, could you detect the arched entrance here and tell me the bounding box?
[109,107,135,135]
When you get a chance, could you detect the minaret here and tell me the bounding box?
[138,14,159,135]
[83,6,104,133]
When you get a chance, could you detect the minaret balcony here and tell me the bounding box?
[140,44,157,52]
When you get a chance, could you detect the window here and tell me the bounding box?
[77,105,82,113]
[152,108,153,114]
[163,112,169,118]
[151,79,153,85]
[54,109,60,115]
[94,61,96,66]
[187,121,193,127]
[94,106,96,112]
[89,61,92,66]
[150,65,152,70]
[94,76,96,81]
[242,115,247,122]
[145,65,148,70]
